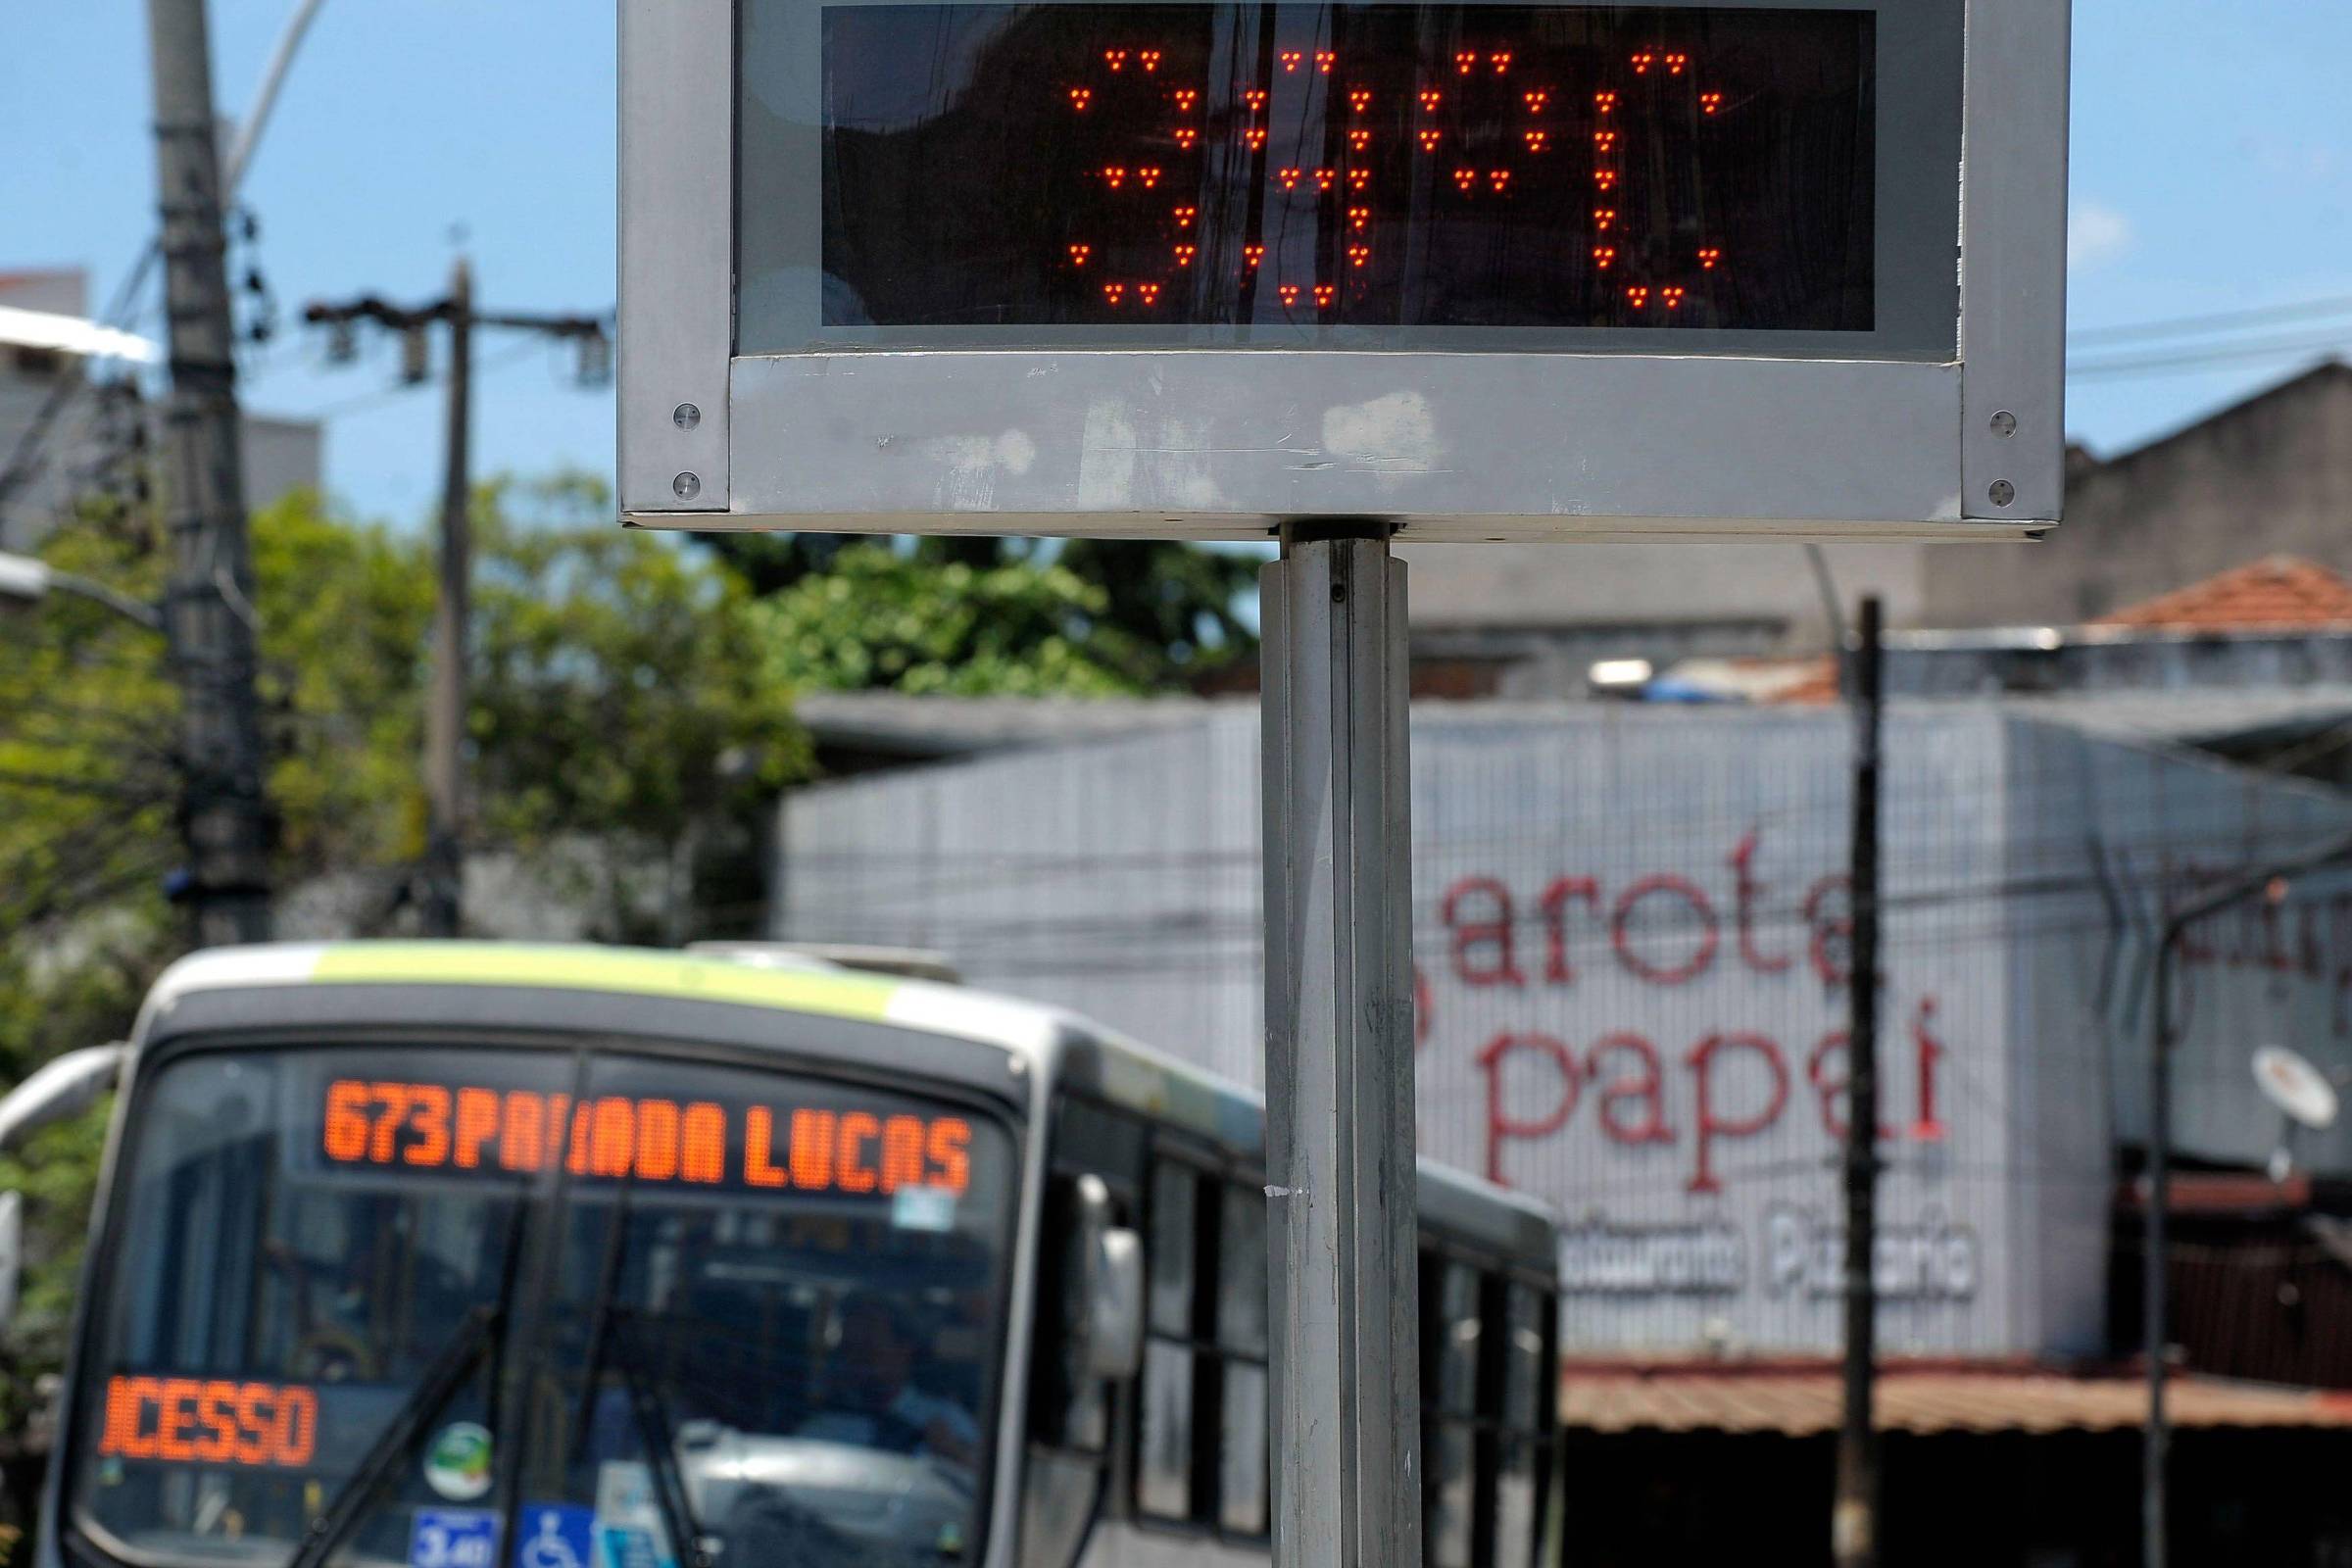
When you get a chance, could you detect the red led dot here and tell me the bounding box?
[1312,168,1335,191]
[1104,50,1128,71]
[1592,246,1616,270]
[1068,87,1092,111]
[1068,243,1092,266]
[1631,52,1654,74]
[1139,49,1162,73]
[1348,243,1370,269]
[1453,167,1476,191]
[1172,88,1199,111]
[1525,129,1549,152]
[1314,282,1336,308]
[1278,166,1302,189]
[1246,127,1268,150]
[1102,166,1127,188]
[1697,247,1721,270]
[1454,50,1478,74]
[1173,205,1198,225]
[1245,244,1265,269]
[1348,87,1372,113]
[1594,90,1618,114]
[1490,51,1512,74]
[1245,89,1268,111]
[1348,127,1371,151]
[1665,52,1688,74]
[1348,205,1370,230]
[1662,285,1687,309]
[1489,168,1511,192]
[1524,88,1549,113]
[1103,281,1126,305]
[1594,169,1619,190]
[1315,50,1337,74]
[1138,166,1162,188]
[1280,49,1303,73]
[1174,243,1197,267]
[1348,169,1370,191]
[1279,282,1300,307]
[1593,129,1618,152]
[1627,285,1649,308]
[1593,207,1618,230]
[1139,281,1162,304]
[1419,88,1443,111]
[1175,126,1198,149]
[1419,128,1442,151]
[1700,91,1723,115]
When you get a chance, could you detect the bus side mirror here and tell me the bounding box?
[1072,1175,1142,1380]
[0,1190,22,1336]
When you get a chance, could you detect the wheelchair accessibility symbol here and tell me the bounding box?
[514,1506,595,1568]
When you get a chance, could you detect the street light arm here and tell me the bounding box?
[48,568,165,632]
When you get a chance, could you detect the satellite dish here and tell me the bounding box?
[2253,1045,2341,1131]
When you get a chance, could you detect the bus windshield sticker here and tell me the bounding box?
[891,1184,959,1233]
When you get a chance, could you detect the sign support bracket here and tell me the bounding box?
[1260,522,1421,1568]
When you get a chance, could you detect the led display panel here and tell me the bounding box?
[817,5,1873,335]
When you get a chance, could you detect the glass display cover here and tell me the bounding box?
[818,4,1874,333]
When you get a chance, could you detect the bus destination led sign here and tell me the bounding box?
[319,1080,974,1197]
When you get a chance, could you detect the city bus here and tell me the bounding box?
[23,943,1558,1568]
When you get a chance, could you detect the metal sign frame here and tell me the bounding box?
[619,0,2066,539]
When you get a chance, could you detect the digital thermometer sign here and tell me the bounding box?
[820,5,1874,335]
[620,0,2068,538]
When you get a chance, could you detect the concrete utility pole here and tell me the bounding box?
[1833,595,1884,1568]
[145,0,273,948]
[425,258,473,938]
[1259,523,1420,1568]
[303,274,608,936]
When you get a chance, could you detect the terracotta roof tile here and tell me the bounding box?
[1558,1357,2352,1436]
[2095,556,2352,632]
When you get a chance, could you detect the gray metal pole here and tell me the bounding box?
[423,258,473,938]
[1260,522,1419,1568]
[1833,596,1882,1568]
[145,0,272,948]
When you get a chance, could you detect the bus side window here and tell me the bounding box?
[1136,1161,1199,1520]
[1031,1175,1114,1452]
[1421,1257,1482,1568]
[1135,1159,1271,1540]
[1212,1182,1269,1536]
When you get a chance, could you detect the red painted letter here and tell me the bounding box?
[1445,877,1525,987]
[1611,874,1719,986]
[1478,1032,1580,1184]
[1540,876,1600,984]
[1588,1032,1672,1145]
[1730,829,1792,974]
[1685,1032,1788,1194]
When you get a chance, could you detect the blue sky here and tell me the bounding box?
[7,0,2351,528]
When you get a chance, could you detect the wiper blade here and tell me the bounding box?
[285,1304,497,1568]
[612,1312,713,1568]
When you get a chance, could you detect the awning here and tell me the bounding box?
[1559,1359,2352,1436]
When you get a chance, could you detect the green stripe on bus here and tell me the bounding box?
[309,944,899,1021]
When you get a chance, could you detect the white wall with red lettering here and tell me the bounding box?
[774,702,2352,1358]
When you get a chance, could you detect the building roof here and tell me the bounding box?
[1559,1358,2352,1436]
[797,691,1237,762]
[2094,556,2352,632]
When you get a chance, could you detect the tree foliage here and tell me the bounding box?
[749,537,1256,695]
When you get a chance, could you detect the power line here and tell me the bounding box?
[2069,292,2352,348]
[2069,332,2352,380]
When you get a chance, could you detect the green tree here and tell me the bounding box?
[709,534,1257,690]
[0,475,805,1515]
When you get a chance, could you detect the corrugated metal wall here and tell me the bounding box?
[776,702,2352,1357]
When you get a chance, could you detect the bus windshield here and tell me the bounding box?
[72,1043,1018,1568]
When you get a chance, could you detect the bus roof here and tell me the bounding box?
[145,942,1557,1265]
